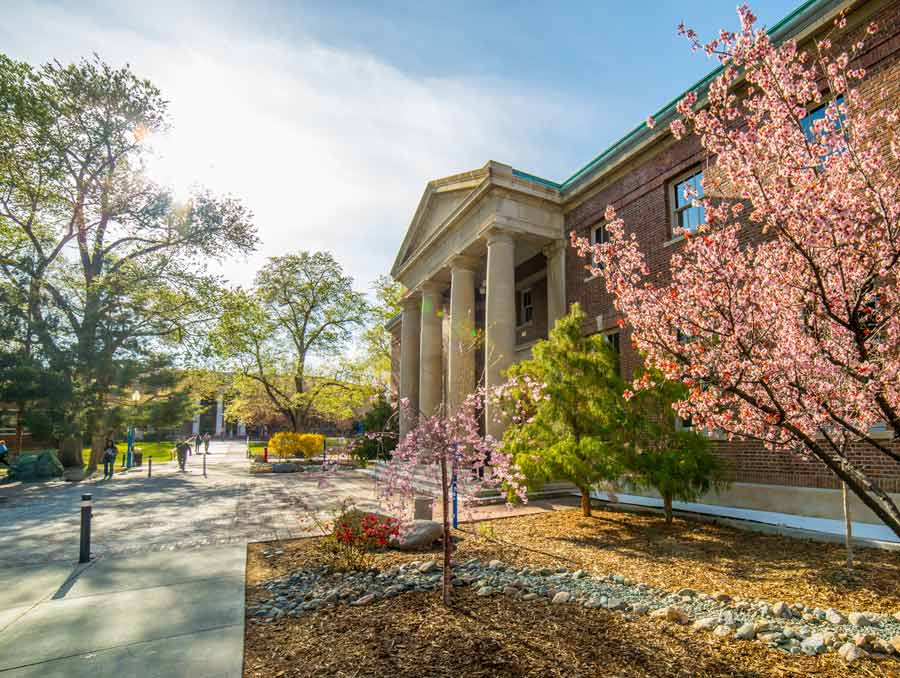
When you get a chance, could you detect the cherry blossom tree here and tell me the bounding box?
[378,392,527,604]
[572,6,900,537]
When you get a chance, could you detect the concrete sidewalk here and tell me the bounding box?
[0,545,245,677]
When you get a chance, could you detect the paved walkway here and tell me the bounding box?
[0,441,381,677]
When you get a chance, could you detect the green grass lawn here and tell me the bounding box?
[81,441,178,467]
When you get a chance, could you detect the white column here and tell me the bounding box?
[238,422,246,436]
[484,229,516,439]
[448,256,477,415]
[192,401,200,435]
[399,296,421,437]
[215,396,224,435]
[418,281,444,419]
[544,239,567,332]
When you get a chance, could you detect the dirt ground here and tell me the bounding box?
[244,506,900,677]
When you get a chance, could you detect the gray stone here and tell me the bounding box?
[692,616,719,631]
[712,625,733,638]
[773,602,792,619]
[476,586,495,597]
[584,596,605,609]
[632,604,650,615]
[606,598,627,611]
[418,560,439,574]
[521,592,539,602]
[393,520,443,551]
[825,608,847,625]
[712,592,732,603]
[351,593,375,606]
[676,587,696,598]
[488,559,503,569]
[848,612,871,627]
[801,634,828,656]
[551,591,571,605]
[271,462,299,473]
[734,623,756,640]
[759,632,783,643]
[838,642,868,663]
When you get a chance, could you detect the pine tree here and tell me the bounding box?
[500,303,626,517]
[622,374,728,523]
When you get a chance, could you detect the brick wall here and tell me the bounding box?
[563,0,900,493]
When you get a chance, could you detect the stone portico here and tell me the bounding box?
[390,161,565,438]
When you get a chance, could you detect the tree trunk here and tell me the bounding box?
[807,441,900,538]
[87,431,105,472]
[14,406,24,459]
[440,457,452,606]
[663,493,674,524]
[842,481,853,571]
[580,486,592,517]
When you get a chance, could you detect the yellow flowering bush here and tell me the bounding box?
[268,432,325,459]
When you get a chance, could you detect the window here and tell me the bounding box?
[670,168,705,236]
[800,95,844,141]
[520,288,534,325]
[604,330,620,354]
[591,222,609,246]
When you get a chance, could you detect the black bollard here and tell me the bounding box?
[79,493,92,563]
[203,451,207,478]
[148,457,152,478]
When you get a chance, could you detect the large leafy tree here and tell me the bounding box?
[497,303,627,517]
[213,252,370,432]
[0,54,257,469]
[573,8,900,536]
[361,274,404,387]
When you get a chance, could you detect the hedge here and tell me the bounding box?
[268,432,325,459]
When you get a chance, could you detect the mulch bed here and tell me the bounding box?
[244,506,900,677]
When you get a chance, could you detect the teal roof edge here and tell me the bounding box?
[510,0,824,195]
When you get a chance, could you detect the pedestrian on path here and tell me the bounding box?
[203,432,211,455]
[176,439,190,472]
[102,439,117,479]
[194,434,201,456]
[0,439,8,467]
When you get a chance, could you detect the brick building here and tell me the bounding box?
[387,0,900,528]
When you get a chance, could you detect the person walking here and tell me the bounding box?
[102,439,117,479]
[193,434,201,456]
[175,439,190,472]
[202,432,211,455]
[0,439,8,467]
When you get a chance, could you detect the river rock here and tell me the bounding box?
[692,616,719,631]
[772,602,792,619]
[825,608,847,625]
[838,642,868,663]
[801,634,829,655]
[351,593,375,606]
[393,520,443,551]
[713,625,733,638]
[848,612,871,627]
[650,606,689,624]
[552,591,571,605]
[734,623,756,640]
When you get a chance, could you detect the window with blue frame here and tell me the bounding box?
[670,168,705,236]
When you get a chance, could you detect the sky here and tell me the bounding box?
[1,0,800,293]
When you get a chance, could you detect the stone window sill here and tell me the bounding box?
[663,234,686,248]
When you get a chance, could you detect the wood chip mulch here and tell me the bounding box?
[244,507,900,677]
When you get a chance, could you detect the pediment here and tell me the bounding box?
[391,167,489,277]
